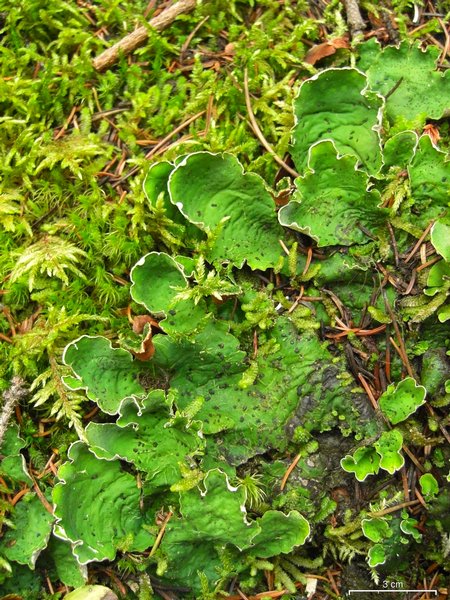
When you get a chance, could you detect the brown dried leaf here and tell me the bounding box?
[223,43,235,57]
[423,124,440,145]
[132,314,160,334]
[16,308,42,334]
[131,315,158,361]
[132,327,155,361]
[305,38,349,65]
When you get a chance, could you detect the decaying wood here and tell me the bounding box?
[342,0,366,38]
[93,0,197,72]
[0,377,28,447]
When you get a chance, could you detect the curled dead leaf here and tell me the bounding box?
[423,123,440,145]
[223,42,235,56]
[132,314,160,334]
[131,315,158,361]
[305,38,349,65]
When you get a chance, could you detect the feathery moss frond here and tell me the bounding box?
[9,235,87,290]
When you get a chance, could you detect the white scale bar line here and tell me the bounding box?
[348,591,438,595]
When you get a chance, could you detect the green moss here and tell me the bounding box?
[1,0,449,595]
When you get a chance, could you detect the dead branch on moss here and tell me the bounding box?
[93,0,197,72]
[342,0,366,38]
[0,377,28,447]
[243,68,300,179]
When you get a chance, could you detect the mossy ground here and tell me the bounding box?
[1,0,450,598]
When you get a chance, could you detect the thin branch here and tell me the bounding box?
[180,15,209,58]
[357,372,379,411]
[243,69,300,179]
[342,0,366,38]
[280,453,301,490]
[438,17,450,66]
[0,377,28,447]
[404,220,435,263]
[369,499,420,517]
[383,292,415,378]
[111,110,205,186]
[93,0,197,72]
[149,511,173,556]
[144,110,205,159]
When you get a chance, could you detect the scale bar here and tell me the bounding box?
[348,591,438,595]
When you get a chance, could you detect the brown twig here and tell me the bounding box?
[425,404,450,445]
[280,453,301,490]
[149,510,173,556]
[0,377,28,447]
[327,569,341,597]
[383,293,415,378]
[144,110,205,159]
[111,110,204,186]
[243,69,300,179]
[404,220,435,263]
[342,0,366,38]
[387,222,399,266]
[93,0,197,72]
[416,256,441,272]
[10,486,31,506]
[357,373,379,411]
[369,499,420,517]
[32,476,54,514]
[437,17,450,66]
[414,486,428,508]
[402,445,425,473]
[180,15,209,58]
[302,247,313,276]
[401,466,410,501]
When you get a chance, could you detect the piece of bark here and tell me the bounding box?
[305,37,349,65]
[0,377,28,447]
[342,0,366,38]
[93,0,197,72]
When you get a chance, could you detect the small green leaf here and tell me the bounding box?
[165,469,258,549]
[425,261,450,295]
[383,131,418,169]
[368,543,386,567]
[291,68,383,174]
[407,135,450,229]
[419,473,439,499]
[0,424,32,484]
[379,377,426,424]
[367,306,392,324]
[130,252,207,334]
[168,152,285,269]
[340,446,380,481]
[85,391,204,490]
[248,510,310,558]
[144,161,179,219]
[279,141,387,247]
[374,430,404,474]
[0,493,54,568]
[438,304,450,322]
[53,442,154,565]
[400,517,422,541]
[431,220,450,262]
[358,40,450,125]
[130,252,187,314]
[63,585,118,600]
[162,469,259,590]
[63,336,145,415]
[420,348,450,395]
[47,537,87,588]
[362,518,392,543]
